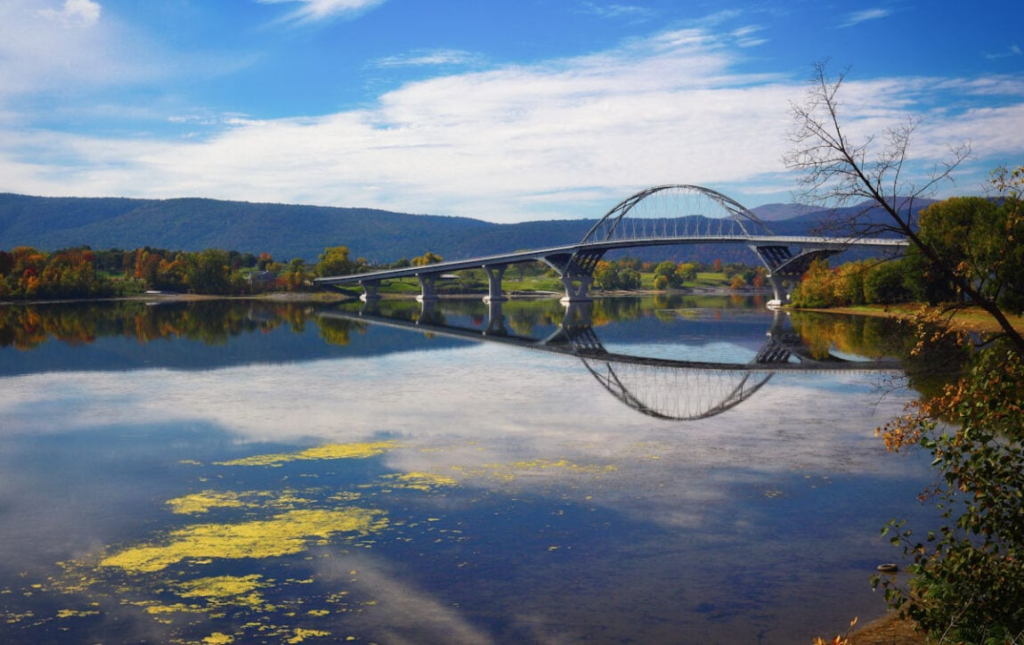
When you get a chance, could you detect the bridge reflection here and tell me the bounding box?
[320,300,901,421]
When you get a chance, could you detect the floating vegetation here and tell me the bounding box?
[100,508,388,573]
[215,441,399,467]
[382,471,458,491]
[1,438,618,643]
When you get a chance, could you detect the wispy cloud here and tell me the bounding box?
[373,49,483,69]
[579,2,656,21]
[985,44,1023,61]
[731,25,767,48]
[256,0,387,24]
[839,8,892,28]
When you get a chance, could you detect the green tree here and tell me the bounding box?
[184,249,233,295]
[675,262,697,284]
[653,261,681,289]
[863,260,912,304]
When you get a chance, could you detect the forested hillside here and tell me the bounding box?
[0,193,928,266]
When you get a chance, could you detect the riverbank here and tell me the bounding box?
[798,303,1024,336]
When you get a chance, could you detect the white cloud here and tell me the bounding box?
[0,21,1020,222]
[38,0,101,26]
[257,0,387,24]
[839,8,892,28]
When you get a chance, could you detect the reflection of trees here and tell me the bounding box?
[789,311,966,398]
[317,317,366,346]
[0,301,326,350]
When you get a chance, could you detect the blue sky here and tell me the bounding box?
[1,0,1021,222]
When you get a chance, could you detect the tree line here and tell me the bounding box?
[790,193,1024,311]
[0,245,386,300]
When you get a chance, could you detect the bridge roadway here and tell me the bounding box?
[314,235,908,305]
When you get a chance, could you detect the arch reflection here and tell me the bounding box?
[320,300,901,421]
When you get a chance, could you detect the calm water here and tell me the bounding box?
[0,296,934,644]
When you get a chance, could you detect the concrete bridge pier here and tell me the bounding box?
[360,280,382,302]
[766,273,792,308]
[559,275,594,303]
[416,274,439,302]
[483,265,508,303]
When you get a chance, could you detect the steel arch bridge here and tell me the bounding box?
[315,184,908,305]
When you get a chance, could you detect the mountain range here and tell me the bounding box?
[0,193,929,266]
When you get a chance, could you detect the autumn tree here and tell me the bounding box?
[411,251,443,267]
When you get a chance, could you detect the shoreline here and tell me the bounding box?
[0,285,767,307]
[794,303,1024,335]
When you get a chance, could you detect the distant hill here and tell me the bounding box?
[0,193,933,266]
[750,203,819,221]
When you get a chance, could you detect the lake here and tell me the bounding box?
[0,295,935,644]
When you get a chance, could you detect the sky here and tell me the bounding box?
[0,0,1022,223]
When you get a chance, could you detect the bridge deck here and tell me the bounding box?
[314,235,908,286]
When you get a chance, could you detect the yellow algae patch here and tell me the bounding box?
[167,491,248,515]
[56,608,100,619]
[203,632,235,644]
[288,628,331,643]
[142,602,204,615]
[175,574,268,601]
[215,441,399,467]
[100,508,388,573]
[384,471,458,491]
[168,490,315,515]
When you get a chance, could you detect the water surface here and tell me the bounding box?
[0,296,934,644]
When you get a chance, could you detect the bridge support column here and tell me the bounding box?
[483,265,508,303]
[559,275,593,303]
[766,273,791,308]
[416,274,439,302]
[360,280,381,302]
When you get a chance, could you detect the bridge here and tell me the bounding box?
[320,299,901,421]
[315,185,908,306]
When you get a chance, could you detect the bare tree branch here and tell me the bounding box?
[784,61,1024,352]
